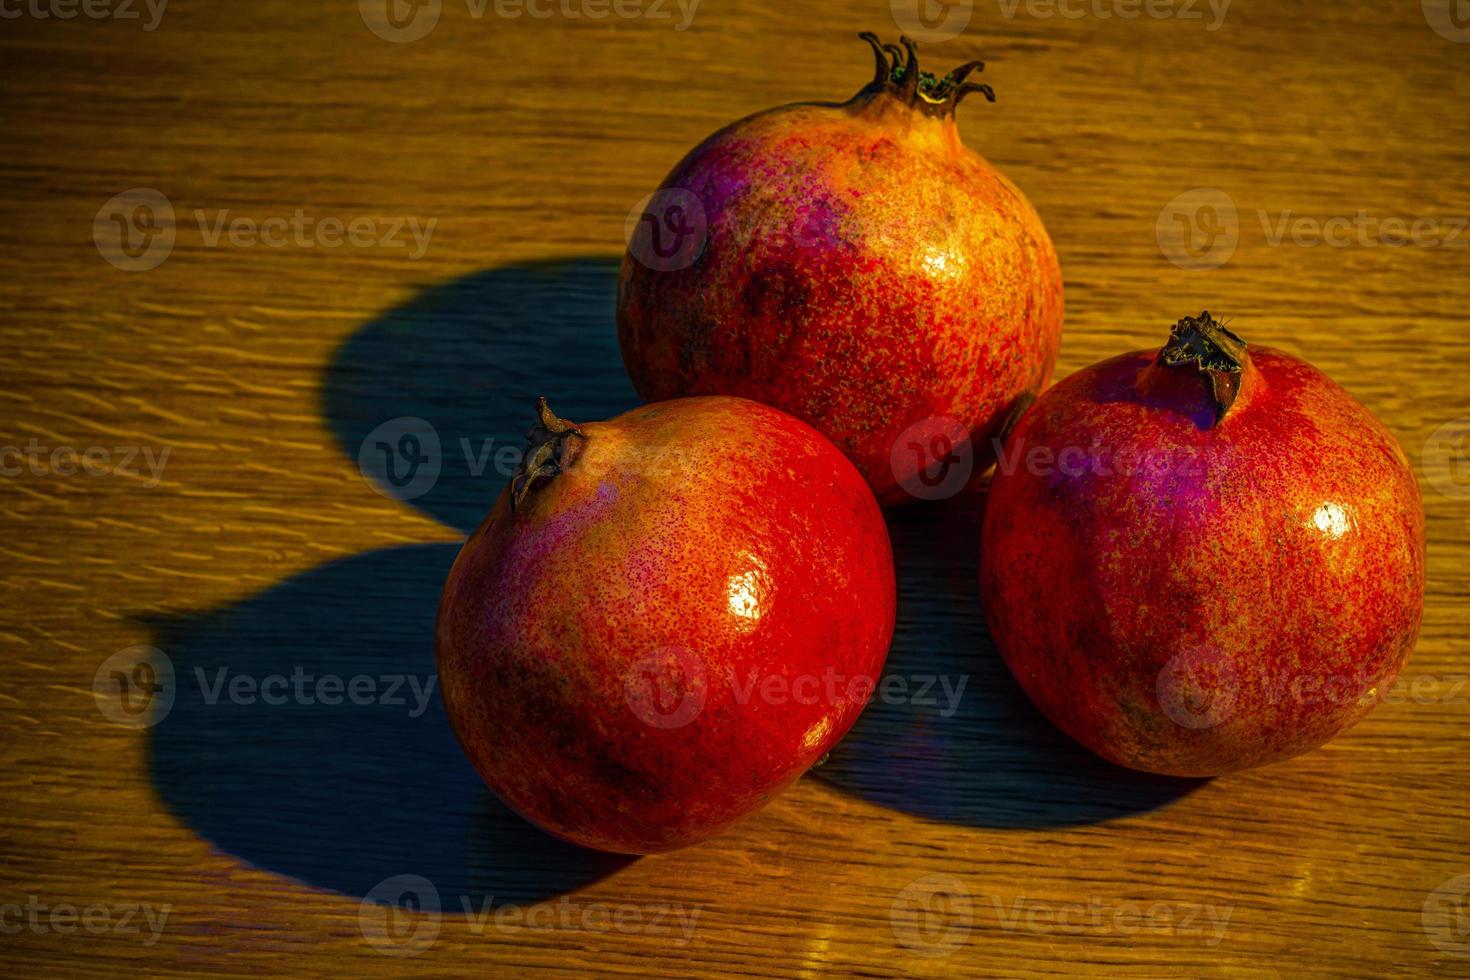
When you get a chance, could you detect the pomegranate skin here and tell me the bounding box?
[980,315,1425,777]
[618,35,1063,507]
[436,396,896,853]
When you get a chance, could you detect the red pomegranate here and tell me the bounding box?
[980,313,1425,776]
[618,32,1064,507]
[436,396,896,853]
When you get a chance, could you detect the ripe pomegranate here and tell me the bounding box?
[618,32,1064,507]
[436,396,896,853]
[980,313,1425,777]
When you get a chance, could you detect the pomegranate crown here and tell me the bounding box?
[857,32,996,119]
[1157,311,1250,427]
[511,397,585,511]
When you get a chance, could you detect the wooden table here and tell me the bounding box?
[3,0,1468,975]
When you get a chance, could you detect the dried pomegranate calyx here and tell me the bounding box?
[857,32,996,118]
[511,397,585,511]
[1157,310,1251,428]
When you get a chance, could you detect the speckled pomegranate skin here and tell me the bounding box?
[980,332,1425,777]
[436,396,896,853]
[618,70,1063,507]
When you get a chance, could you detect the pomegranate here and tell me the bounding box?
[980,312,1425,776]
[436,396,896,853]
[617,32,1064,507]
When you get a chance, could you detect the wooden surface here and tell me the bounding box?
[3,1,1469,976]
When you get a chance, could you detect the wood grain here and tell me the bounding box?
[2,0,1468,976]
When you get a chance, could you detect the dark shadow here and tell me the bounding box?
[321,256,637,535]
[145,544,631,905]
[815,490,1206,828]
[147,258,640,906]
[147,252,1192,913]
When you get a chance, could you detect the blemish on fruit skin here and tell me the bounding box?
[618,59,1063,508]
[436,396,896,854]
[981,335,1425,778]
